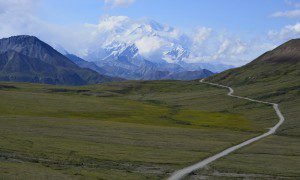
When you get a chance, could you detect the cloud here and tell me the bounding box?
[84,16,183,60]
[268,23,300,41]
[271,0,300,18]
[284,0,300,8]
[0,0,286,68]
[0,0,41,37]
[271,9,300,18]
[217,39,230,54]
[135,36,165,57]
[104,0,135,8]
[187,29,272,66]
[0,0,93,56]
[193,27,212,44]
[91,15,130,31]
[0,0,40,14]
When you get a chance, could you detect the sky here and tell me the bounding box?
[0,0,300,66]
[37,0,296,33]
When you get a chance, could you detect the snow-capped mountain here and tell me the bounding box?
[164,46,189,63]
[52,16,232,80]
[83,16,231,73]
[94,43,187,80]
[84,17,190,64]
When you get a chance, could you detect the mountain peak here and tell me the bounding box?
[286,38,300,43]
[140,18,166,31]
[164,46,189,63]
[257,38,300,63]
[3,35,40,43]
[278,38,300,53]
[276,38,300,50]
[0,35,118,85]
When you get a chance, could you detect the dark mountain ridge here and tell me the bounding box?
[0,35,119,85]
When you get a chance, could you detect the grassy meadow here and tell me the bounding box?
[195,64,300,179]
[0,80,285,179]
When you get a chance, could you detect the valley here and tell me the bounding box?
[0,80,281,179]
[0,5,299,179]
[0,39,299,179]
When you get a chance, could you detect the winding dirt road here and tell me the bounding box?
[168,79,285,180]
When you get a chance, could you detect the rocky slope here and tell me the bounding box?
[0,35,119,85]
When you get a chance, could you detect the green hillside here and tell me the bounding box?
[0,39,299,180]
[207,39,300,136]
[0,80,285,179]
[195,39,300,178]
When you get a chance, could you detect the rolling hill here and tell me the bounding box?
[206,39,300,134]
[194,39,300,178]
[207,39,299,88]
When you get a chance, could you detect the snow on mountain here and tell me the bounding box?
[163,46,189,63]
[84,16,190,64]
[68,16,233,79]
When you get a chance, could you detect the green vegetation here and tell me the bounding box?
[0,80,279,179]
[199,39,300,178]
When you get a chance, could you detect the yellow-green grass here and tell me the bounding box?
[193,73,300,178]
[194,134,300,179]
[0,81,278,179]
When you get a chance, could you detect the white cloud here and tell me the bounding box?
[0,0,41,37]
[0,0,92,56]
[93,15,130,31]
[268,22,300,41]
[231,40,246,55]
[271,9,300,18]
[193,27,212,44]
[135,36,165,57]
[217,39,230,54]
[284,0,300,8]
[0,0,40,14]
[271,0,300,18]
[187,29,272,66]
[104,0,135,8]
[0,1,287,68]
[83,16,185,61]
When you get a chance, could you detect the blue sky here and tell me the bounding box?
[0,0,299,66]
[37,0,298,35]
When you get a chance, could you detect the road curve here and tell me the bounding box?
[168,79,285,180]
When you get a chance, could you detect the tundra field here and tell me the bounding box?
[0,80,298,179]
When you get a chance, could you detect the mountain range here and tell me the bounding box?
[65,47,214,80]
[0,35,216,85]
[81,18,232,70]
[62,17,232,80]
[0,36,120,85]
[0,17,235,82]
[1,34,298,86]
